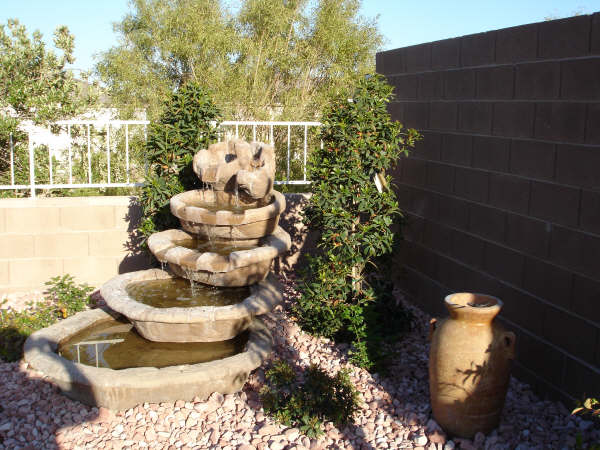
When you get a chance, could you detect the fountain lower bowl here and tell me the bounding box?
[23,309,272,410]
[170,189,286,239]
[147,226,291,287]
[101,269,282,342]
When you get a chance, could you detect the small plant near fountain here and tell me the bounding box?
[260,359,360,438]
[0,275,93,361]
[294,74,420,370]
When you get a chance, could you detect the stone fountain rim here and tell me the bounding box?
[170,189,286,226]
[147,225,291,273]
[100,269,282,323]
[23,308,272,410]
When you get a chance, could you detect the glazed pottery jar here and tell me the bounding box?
[429,292,515,438]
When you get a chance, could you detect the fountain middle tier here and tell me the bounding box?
[101,269,283,343]
[148,226,291,287]
[170,189,286,240]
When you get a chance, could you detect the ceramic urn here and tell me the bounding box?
[428,292,516,438]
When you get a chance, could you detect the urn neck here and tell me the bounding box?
[444,293,502,323]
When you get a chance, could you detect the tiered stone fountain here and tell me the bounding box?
[24,139,291,410]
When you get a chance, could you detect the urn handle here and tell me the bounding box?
[428,318,438,342]
[503,331,516,359]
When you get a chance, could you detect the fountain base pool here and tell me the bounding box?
[23,309,272,410]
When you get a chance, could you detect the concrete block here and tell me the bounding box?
[0,261,8,284]
[539,15,591,59]
[426,162,455,194]
[483,242,525,286]
[563,356,600,401]
[35,233,89,258]
[444,69,475,99]
[488,173,530,214]
[411,131,441,161]
[454,167,489,203]
[529,181,580,227]
[411,189,438,220]
[472,136,510,172]
[492,102,535,138]
[586,103,600,144]
[430,102,458,131]
[572,275,600,326]
[423,221,454,256]
[403,102,429,129]
[9,258,63,287]
[582,234,600,280]
[431,38,460,69]
[510,140,556,181]
[404,43,431,72]
[401,157,427,187]
[500,285,544,336]
[556,144,600,190]
[550,225,584,272]
[506,214,549,259]
[390,74,418,100]
[376,48,406,75]
[63,256,119,286]
[561,58,600,100]
[592,12,600,54]
[0,208,4,233]
[544,306,597,364]
[515,62,560,99]
[460,31,496,67]
[534,102,586,143]
[88,230,132,257]
[451,230,485,269]
[476,66,514,99]
[517,333,565,387]
[523,257,573,310]
[0,234,35,259]
[495,23,538,63]
[417,72,443,99]
[438,195,470,230]
[468,203,506,243]
[114,202,142,232]
[60,205,115,231]
[441,134,472,165]
[387,101,404,123]
[580,190,600,235]
[5,207,60,233]
[458,102,492,134]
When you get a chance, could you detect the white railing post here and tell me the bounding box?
[67,124,72,184]
[303,125,308,182]
[106,123,111,184]
[125,123,130,183]
[286,124,291,183]
[28,133,35,198]
[87,124,92,184]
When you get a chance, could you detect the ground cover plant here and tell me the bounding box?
[294,73,420,370]
[260,359,359,437]
[0,275,94,361]
[138,82,222,242]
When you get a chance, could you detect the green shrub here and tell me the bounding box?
[260,360,359,437]
[138,82,222,243]
[293,73,419,370]
[0,274,93,361]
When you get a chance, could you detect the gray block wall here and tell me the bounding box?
[378,13,600,403]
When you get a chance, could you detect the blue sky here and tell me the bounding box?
[2,0,599,74]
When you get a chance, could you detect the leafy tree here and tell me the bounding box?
[0,19,97,189]
[96,0,382,121]
[138,82,222,241]
[294,74,420,369]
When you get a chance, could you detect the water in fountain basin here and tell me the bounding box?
[126,278,250,308]
[58,317,249,369]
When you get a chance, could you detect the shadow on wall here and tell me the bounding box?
[118,196,155,274]
[274,193,319,274]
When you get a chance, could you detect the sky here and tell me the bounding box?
[1,0,600,75]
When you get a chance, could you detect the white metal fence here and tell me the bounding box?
[1,120,321,197]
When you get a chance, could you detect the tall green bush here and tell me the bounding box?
[138,83,222,241]
[294,74,419,369]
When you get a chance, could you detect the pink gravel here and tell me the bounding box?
[0,274,598,449]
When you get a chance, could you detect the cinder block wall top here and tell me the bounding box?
[0,196,146,293]
[378,13,600,403]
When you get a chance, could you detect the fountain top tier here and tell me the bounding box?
[193,139,275,201]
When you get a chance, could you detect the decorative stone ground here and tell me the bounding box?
[0,274,598,449]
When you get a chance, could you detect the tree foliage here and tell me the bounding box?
[294,74,420,369]
[0,19,97,189]
[138,82,222,241]
[96,0,382,121]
